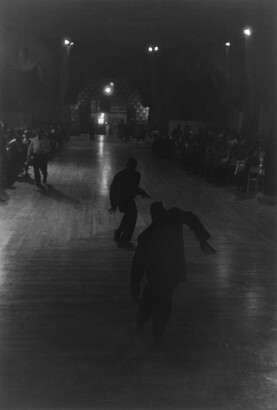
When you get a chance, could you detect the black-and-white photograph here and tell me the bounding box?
[0,0,276,409]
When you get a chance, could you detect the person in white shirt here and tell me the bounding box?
[28,129,51,188]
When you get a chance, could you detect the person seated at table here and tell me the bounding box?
[6,132,25,181]
[236,148,260,192]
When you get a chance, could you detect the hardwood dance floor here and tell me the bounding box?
[0,135,276,410]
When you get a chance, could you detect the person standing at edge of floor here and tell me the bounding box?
[130,201,216,344]
[27,129,51,189]
[109,158,151,249]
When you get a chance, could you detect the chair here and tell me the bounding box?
[246,166,260,193]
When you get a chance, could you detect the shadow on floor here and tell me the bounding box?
[39,184,81,208]
[0,189,10,204]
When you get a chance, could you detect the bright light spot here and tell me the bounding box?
[103,83,114,95]
[98,113,105,124]
[154,46,159,51]
[64,39,74,47]
[243,27,252,37]
[148,46,153,52]
[104,86,112,95]
[225,42,231,47]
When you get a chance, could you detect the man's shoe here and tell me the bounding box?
[117,241,136,250]
[113,229,121,242]
[37,183,46,190]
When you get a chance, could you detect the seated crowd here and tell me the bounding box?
[0,123,66,189]
[137,123,269,194]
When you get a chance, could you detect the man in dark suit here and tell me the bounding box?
[130,201,216,343]
[109,158,150,249]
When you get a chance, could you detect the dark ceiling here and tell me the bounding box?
[2,1,275,66]
[1,0,275,46]
[0,0,276,110]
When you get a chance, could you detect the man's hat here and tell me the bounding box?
[150,201,166,221]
